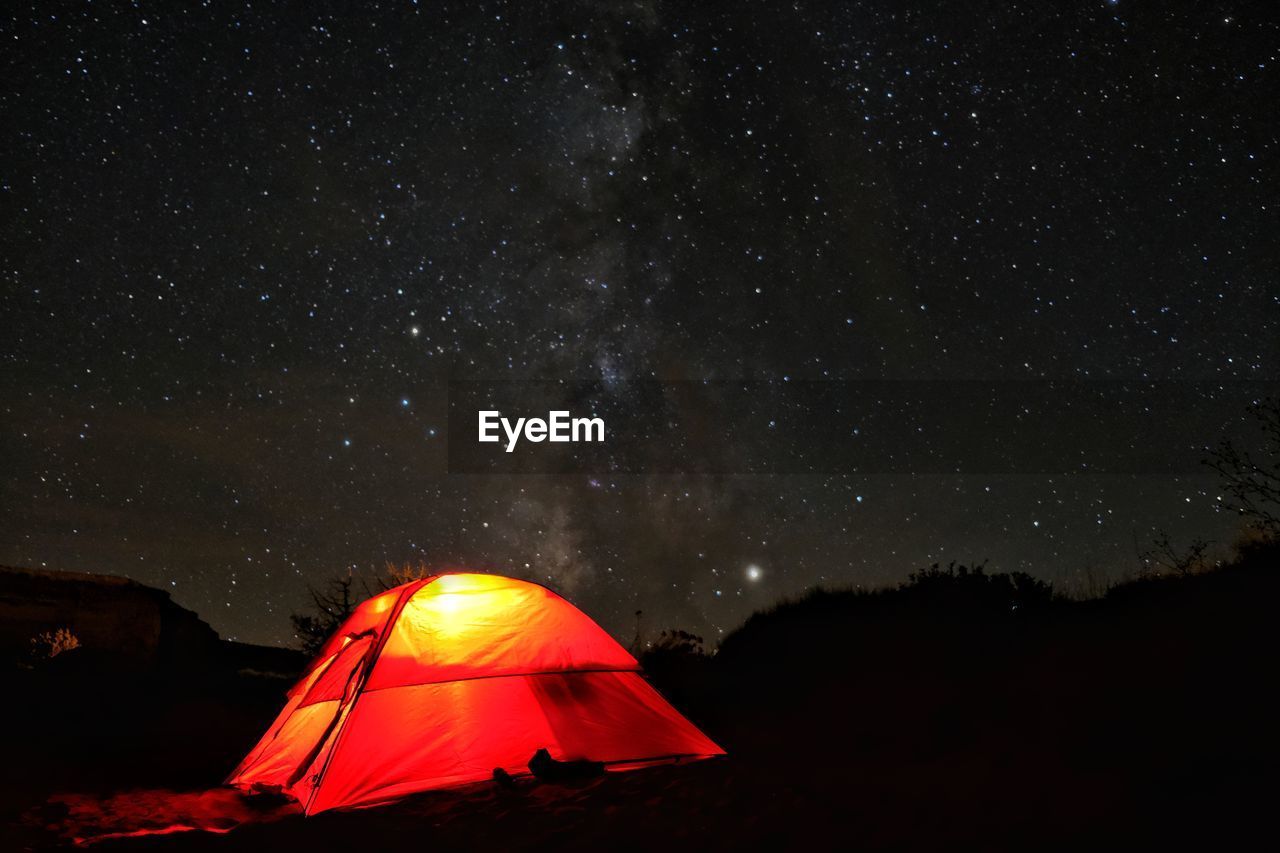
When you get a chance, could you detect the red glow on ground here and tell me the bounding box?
[44,787,298,846]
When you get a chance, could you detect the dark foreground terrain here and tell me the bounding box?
[5,547,1278,851]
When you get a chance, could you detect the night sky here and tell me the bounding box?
[2,1,1276,646]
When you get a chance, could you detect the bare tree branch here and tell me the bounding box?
[1204,397,1280,535]
[1138,530,1213,577]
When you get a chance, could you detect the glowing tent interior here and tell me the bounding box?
[227,573,724,814]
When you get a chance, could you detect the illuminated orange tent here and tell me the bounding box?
[228,573,723,814]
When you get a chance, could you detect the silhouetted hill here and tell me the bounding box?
[0,565,223,671]
[8,549,1279,850]
[640,548,1280,850]
[706,553,1276,678]
[0,565,305,678]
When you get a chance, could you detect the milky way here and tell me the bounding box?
[2,2,1276,645]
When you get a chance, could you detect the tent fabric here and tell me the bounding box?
[227,573,723,814]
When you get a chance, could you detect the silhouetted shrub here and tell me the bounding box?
[290,575,357,657]
[640,630,713,708]
[642,629,707,664]
[899,561,1055,612]
[28,627,81,662]
[1138,531,1216,577]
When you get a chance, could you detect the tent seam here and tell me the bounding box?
[337,665,642,701]
[302,576,437,814]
